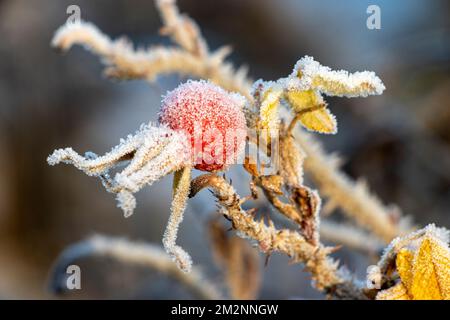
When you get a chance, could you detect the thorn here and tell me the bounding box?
[259,216,265,225]
[264,253,272,267]
[329,245,343,253]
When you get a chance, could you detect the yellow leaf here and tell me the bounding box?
[409,238,443,300]
[377,230,450,300]
[311,75,381,98]
[259,86,283,130]
[285,90,321,111]
[376,282,410,300]
[430,236,450,299]
[285,90,337,134]
[396,248,414,291]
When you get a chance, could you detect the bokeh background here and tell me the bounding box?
[0,0,449,299]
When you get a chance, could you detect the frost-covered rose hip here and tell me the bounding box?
[159,80,247,172]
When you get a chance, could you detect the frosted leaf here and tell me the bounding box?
[375,225,450,299]
[251,56,385,135]
[287,56,385,97]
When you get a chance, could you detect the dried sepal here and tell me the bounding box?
[47,124,190,217]
[279,130,306,186]
[292,186,321,245]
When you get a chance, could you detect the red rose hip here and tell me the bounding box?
[159,80,247,172]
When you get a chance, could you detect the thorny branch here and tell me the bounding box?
[47,0,415,299]
[189,174,367,299]
[51,1,406,245]
[152,0,409,244]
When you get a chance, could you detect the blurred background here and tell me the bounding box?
[0,0,449,299]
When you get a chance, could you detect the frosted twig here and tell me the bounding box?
[155,0,208,57]
[51,21,252,99]
[49,235,222,299]
[320,220,384,254]
[163,166,193,272]
[189,174,367,299]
